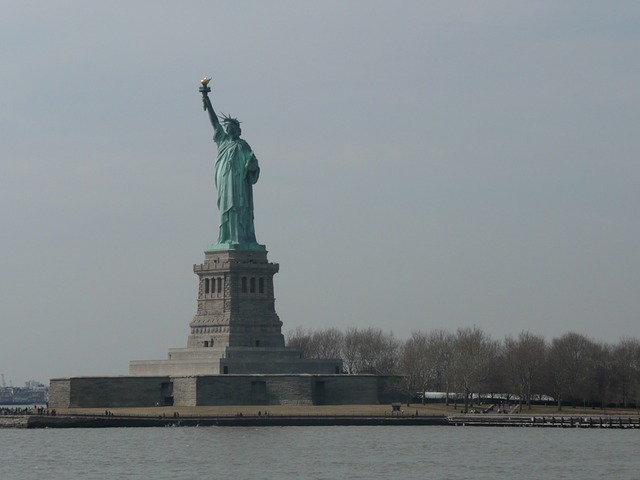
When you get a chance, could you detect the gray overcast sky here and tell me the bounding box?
[1,1,638,386]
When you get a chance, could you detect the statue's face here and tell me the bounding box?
[225,123,240,139]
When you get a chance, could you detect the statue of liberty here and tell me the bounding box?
[199,78,263,251]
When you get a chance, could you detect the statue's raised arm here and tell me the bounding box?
[199,77,220,132]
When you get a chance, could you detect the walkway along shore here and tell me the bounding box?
[1,414,639,429]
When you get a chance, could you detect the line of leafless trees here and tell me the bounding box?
[286,326,640,412]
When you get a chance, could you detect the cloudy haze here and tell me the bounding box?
[1,1,638,386]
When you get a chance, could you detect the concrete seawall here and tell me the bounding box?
[7,414,447,428]
[3,414,639,429]
[0,416,29,428]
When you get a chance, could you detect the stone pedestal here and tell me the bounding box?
[129,249,343,376]
[188,249,284,349]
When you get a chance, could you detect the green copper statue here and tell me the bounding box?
[199,77,264,251]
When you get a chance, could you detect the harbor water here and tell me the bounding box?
[1,425,638,479]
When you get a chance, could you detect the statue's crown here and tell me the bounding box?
[219,113,241,127]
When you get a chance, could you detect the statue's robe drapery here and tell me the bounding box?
[213,127,260,246]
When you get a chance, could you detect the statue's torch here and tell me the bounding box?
[200,77,212,110]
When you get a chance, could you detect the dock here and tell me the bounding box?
[447,414,640,428]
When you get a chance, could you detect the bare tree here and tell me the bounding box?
[451,326,498,413]
[610,337,640,407]
[286,327,344,360]
[504,331,546,410]
[286,326,312,353]
[341,327,400,375]
[589,341,615,408]
[341,327,361,374]
[400,331,432,403]
[358,328,401,375]
[311,327,344,359]
[546,332,595,410]
[425,329,455,404]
